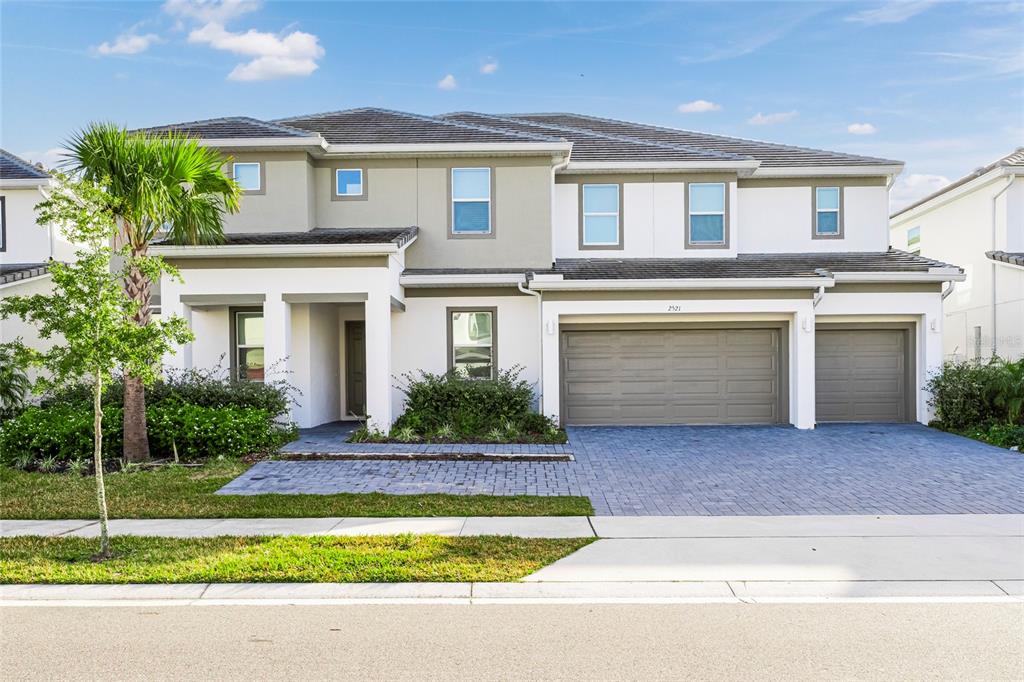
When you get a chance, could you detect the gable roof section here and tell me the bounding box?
[135,116,316,140]
[0,149,50,180]
[891,148,1024,219]
[506,112,900,168]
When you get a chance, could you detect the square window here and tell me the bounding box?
[336,169,363,196]
[816,211,840,234]
[232,162,261,192]
[452,168,491,234]
[450,310,495,379]
[582,184,620,246]
[688,183,726,245]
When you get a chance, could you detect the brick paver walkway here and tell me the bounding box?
[219,424,1024,516]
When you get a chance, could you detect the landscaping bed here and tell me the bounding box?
[927,358,1024,450]
[0,463,594,519]
[0,535,593,584]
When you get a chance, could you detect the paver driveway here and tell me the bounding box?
[220,424,1024,516]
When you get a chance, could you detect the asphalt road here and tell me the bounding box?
[2,603,1021,680]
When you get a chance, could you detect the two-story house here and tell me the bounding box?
[890,149,1023,361]
[144,108,964,430]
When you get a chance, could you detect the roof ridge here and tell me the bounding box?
[509,111,900,165]
[0,148,51,178]
[277,107,562,144]
[443,112,748,160]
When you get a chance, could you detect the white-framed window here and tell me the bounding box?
[335,168,364,197]
[907,226,921,254]
[582,184,620,246]
[688,182,726,245]
[815,187,841,236]
[232,162,262,192]
[448,308,496,380]
[451,168,491,234]
[233,311,265,382]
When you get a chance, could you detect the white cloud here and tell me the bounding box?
[747,110,798,126]
[480,60,498,75]
[94,32,162,56]
[437,74,457,90]
[890,173,950,211]
[847,122,878,135]
[677,99,721,114]
[163,0,260,25]
[18,148,65,171]
[187,22,324,81]
[845,1,937,25]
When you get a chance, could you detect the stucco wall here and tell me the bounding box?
[220,151,315,234]
[1,187,55,264]
[0,275,57,385]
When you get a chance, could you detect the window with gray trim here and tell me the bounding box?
[451,168,491,234]
[815,187,841,236]
[448,308,496,379]
[335,168,364,197]
[232,309,265,382]
[907,226,921,255]
[687,182,726,245]
[582,184,621,247]
[0,196,5,252]
[232,162,262,193]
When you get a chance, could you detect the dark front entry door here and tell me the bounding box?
[345,321,367,417]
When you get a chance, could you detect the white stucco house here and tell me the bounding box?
[891,149,1024,361]
[134,109,963,431]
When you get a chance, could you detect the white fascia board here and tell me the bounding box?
[831,271,966,283]
[990,258,1024,272]
[150,243,401,258]
[199,137,327,151]
[0,178,51,189]
[400,273,527,287]
[530,277,834,291]
[890,166,1020,224]
[323,142,572,156]
[564,160,760,173]
[753,164,904,178]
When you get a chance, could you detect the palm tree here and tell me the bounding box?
[67,124,241,461]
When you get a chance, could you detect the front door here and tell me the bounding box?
[345,321,367,417]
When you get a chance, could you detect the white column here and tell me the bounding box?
[262,293,294,423]
[540,302,561,423]
[364,291,393,431]
[792,305,816,429]
[921,311,943,424]
[160,278,192,372]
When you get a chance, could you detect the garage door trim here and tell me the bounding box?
[815,322,916,423]
[558,320,789,425]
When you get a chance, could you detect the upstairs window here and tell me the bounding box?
[581,184,621,248]
[448,308,496,380]
[687,182,726,246]
[907,226,921,255]
[451,168,491,235]
[814,187,842,237]
[233,310,265,382]
[232,162,262,193]
[335,168,364,198]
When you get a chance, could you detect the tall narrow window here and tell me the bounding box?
[581,184,621,247]
[232,162,262,193]
[0,196,6,252]
[688,182,726,246]
[451,168,491,235]
[815,187,842,237]
[234,311,265,382]
[448,308,496,380]
[335,169,364,197]
[907,226,921,255]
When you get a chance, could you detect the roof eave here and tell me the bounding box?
[401,273,528,288]
[563,160,759,174]
[830,270,965,283]
[753,164,903,178]
[197,136,327,151]
[530,276,834,291]
[151,237,415,259]
[0,178,52,189]
[891,165,1021,221]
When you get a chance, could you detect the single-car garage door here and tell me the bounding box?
[815,328,912,423]
[561,328,783,425]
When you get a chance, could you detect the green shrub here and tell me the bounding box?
[0,405,124,465]
[926,359,1006,430]
[0,346,32,421]
[955,423,1024,450]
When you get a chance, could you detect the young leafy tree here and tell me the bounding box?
[0,175,192,557]
[66,124,240,462]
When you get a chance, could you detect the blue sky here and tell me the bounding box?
[2,0,1022,209]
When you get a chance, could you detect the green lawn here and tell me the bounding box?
[0,463,593,519]
[0,535,593,583]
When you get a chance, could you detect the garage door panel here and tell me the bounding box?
[815,329,908,423]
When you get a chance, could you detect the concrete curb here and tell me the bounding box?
[1,581,1021,606]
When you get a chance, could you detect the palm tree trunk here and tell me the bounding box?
[122,241,152,462]
[94,368,111,559]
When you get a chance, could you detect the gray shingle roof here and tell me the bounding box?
[0,149,50,180]
[987,250,1024,267]
[506,113,900,168]
[156,227,418,248]
[892,148,1024,218]
[134,116,316,139]
[0,262,50,285]
[275,108,561,145]
[552,250,959,280]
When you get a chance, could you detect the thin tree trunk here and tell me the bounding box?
[93,368,111,559]
[122,239,151,462]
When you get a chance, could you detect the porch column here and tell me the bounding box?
[540,303,561,423]
[364,291,393,431]
[263,293,294,423]
[921,310,944,424]
[792,305,816,429]
[160,279,192,372]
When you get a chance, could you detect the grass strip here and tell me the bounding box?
[0,464,593,519]
[0,535,593,584]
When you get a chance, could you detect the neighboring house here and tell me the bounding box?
[891,149,1024,362]
[142,109,964,430]
[0,149,65,368]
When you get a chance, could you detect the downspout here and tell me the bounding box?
[941,280,956,300]
[518,272,545,415]
[990,174,1016,357]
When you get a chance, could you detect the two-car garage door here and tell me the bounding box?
[560,326,911,425]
